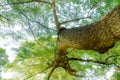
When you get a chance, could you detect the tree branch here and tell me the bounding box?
[51,0,60,33]
[29,20,56,32]
[70,58,106,65]
[69,57,120,68]
[87,1,102,16]
[0,14,10,21]
[105,54,119,62]
[0,0,50,6]
[48,66,56,80]
[60,1,102,25]
[60,16,91,25]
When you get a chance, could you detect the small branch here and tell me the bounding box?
[18,9,55,31]
[48,66,56,80]
[32,0,51,4]
[24,70,41,80]
[105,54,119,62]
[60,16,91,25]
[51,0,60,33]
[0,0,50,6]
[30,20,56,32]
[0,14,10,21]
[115,64,120,68]
[24,61,54,80]
[60,1,101,25]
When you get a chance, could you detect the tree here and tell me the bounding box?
[1,0,120,80]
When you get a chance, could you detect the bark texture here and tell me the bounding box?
[57,5,120,54]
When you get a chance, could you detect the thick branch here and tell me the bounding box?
[51,0,60,33]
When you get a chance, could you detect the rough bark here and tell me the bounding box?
[57,5,120,55]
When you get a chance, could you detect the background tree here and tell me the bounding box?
[0,0,120,80]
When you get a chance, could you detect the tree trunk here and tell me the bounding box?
[56,5,120,55]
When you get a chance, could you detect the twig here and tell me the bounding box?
[60,16,91,25]
[0,14,10,21]
[29,19,56,32]
[24,71,40,80]
[105,54,119,62]
[24,64,52,80]
[87,1,102,17]
[19,10,55,32]
[0,0,50,6]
